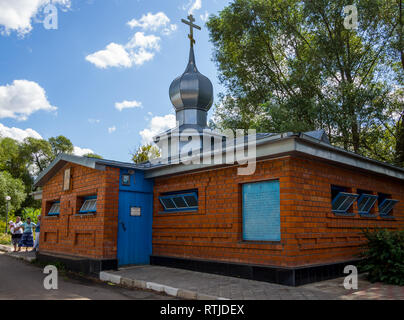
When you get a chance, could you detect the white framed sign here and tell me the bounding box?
[63,168,71,191]
[130,207,141,216]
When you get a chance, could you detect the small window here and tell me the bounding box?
[48,201,60,216]
[172,196,188,208]
[357,191,377,215]
[160,197,176,210]
[331,186,358,214]
[378,198,399,216]
[79,196,97,214]
[159,191,198,212]
[122,174,130,186]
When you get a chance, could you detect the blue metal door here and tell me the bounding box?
[242,180,280,241]
[117,191,153,266]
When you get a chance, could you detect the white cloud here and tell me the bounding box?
[86,33,161,69]
[131,48,155,66]
[183,0,202,15]
[189,0,202,14]
[87,12,176,69]
[139,114,176,144]
[108,126,116,134]
[0,123,42,142]
[127,12,177,36]
[128,12,168,31]
[126,32,160,66]
[200,11,209,22]
[0,80,57,121]
[88,118,100,124]
[115,100,142,111]
[0,0,71,36]
[162,24,178,36]
[73,146,94,156]
[85,43,132,69]
[126,32,160,50]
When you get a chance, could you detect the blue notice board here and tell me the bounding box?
[242,180,280,241]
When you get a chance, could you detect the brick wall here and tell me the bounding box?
[152,155,404,267]
[39,163,120,260]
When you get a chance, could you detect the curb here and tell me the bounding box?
[99,271,229,300]
[0,244,12,253]
[0,244,36,263]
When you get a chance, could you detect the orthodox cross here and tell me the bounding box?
[181,14,201,47]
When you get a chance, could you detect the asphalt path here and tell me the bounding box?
[0,252,175,300]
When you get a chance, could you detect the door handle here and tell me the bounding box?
[120,221,126,232]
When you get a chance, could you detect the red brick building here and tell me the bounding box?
[33,20,403,285]
[146,132,404,285]
[34,132,403,285]
[34,155,153,274]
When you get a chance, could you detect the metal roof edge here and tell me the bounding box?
[296,133,404,179]
[144,133,404,180]
[33,154,149,188]
[33,154,102,188]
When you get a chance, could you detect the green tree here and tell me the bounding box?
[0,137,32,186]
[132,144,161,164]
[0,171,26,219]
[0,137,36,210]
[49,135,74,157]
[83,153,103,159]
[0,135,76,212]
[21,135,75,174]
[207,0,403,165]
[21,137,53,173]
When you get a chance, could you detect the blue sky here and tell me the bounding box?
[0,0,230,161]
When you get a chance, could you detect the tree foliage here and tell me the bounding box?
[132,144,161,164]
[0,171,26,218]
[0,134,76,213]
[207,0,403,166]
[83,153,103,159]
[49,135,74,157]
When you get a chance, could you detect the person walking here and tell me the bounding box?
[32,215,41,252]
[18,217,36,252]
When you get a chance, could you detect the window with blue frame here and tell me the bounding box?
[331,185,358,214]
[48,201,60,216]
[79,196,97,214]
[378,193,398,217]
[357,189,377,215]
[159,190,198,212]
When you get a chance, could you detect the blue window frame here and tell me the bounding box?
[79,196,97,214]
[159,192,198,212]
[378,199,398,216]
[357,194,377,215]
[332,192,359,214]
[48,201,60,216]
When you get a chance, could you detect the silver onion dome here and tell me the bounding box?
[169,45,214,113]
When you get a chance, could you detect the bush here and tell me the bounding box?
[21,208,41,223]
[0,209,39,242]
[0,233,11,245]
[0,212,16,234]
[359,229,404,286]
